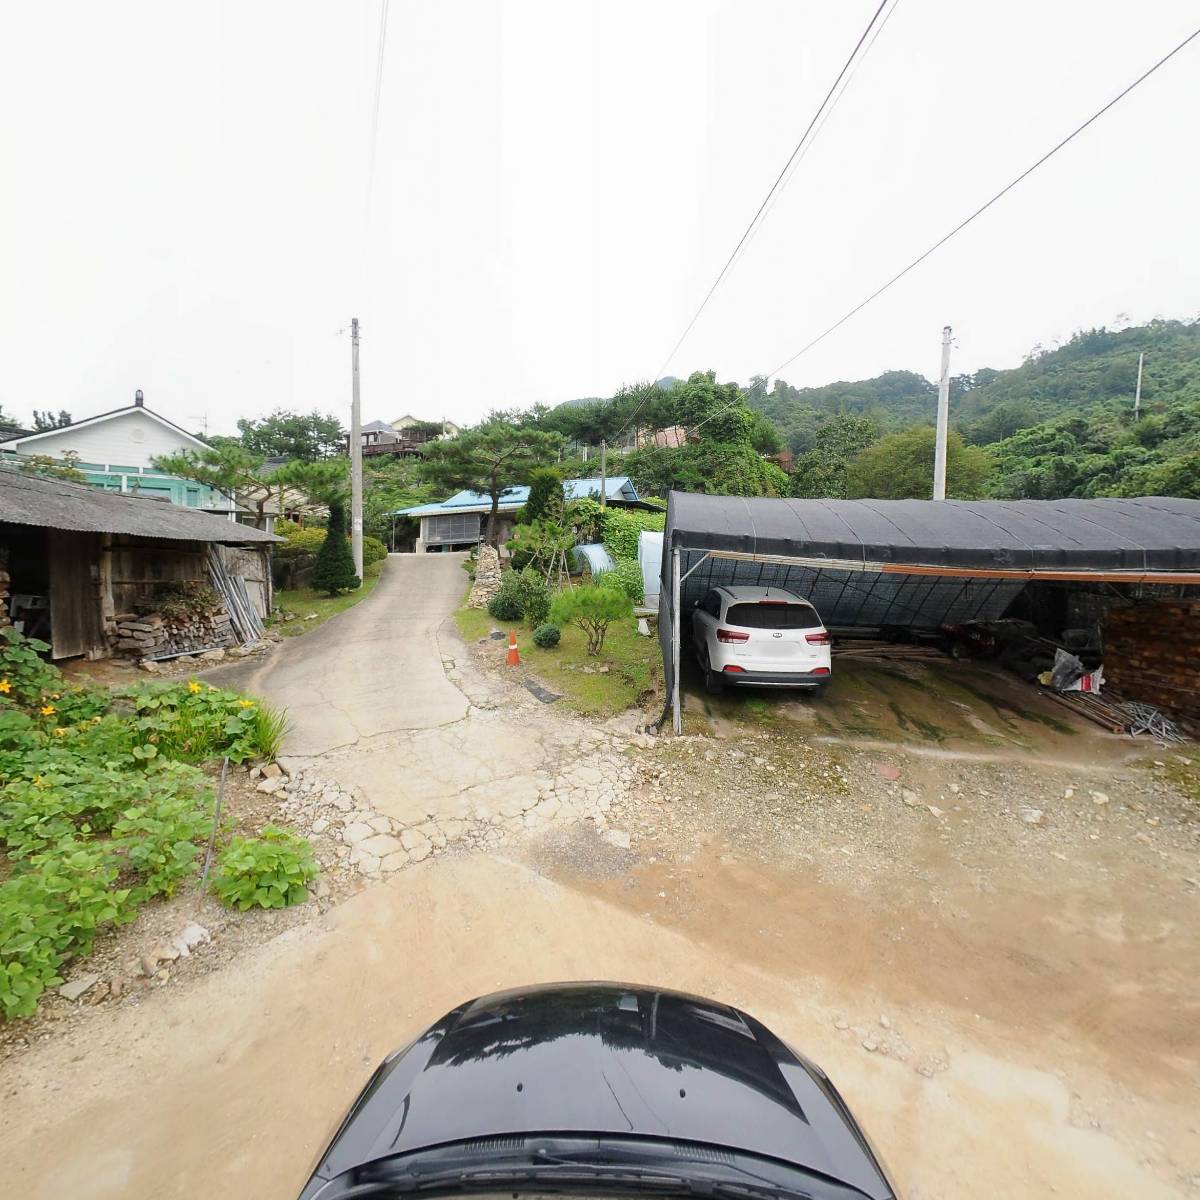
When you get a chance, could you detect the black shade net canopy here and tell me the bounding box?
[657,493,1200,734]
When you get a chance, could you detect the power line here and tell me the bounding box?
[762,22,1200,380]
[689,21,1200,433]
[619,0,893,441]
[364,0,391,226]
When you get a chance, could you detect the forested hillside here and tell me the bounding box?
[750,318,1200,500]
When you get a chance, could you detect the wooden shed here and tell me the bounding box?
[0,469,280,660]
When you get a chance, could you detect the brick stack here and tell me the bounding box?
[1104,600,1200,726]
[111,609,235,659]
[467,545,502,609]
[0,567,11,631]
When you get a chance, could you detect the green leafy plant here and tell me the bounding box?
[532,623,561,649]
[361,535,388,567]
[600,508,665,561]
[0,629,60,709]
[210,826,319,911]
[601,559,644,604]
[119,681,287,764]
[549,585,632,656]
[112,790,213,900]
[514,568,551,627]
[0,841,135,1019]
[487,571,526,621]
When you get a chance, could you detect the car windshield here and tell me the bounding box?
[726,603,821,630]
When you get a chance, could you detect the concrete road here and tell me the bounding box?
[218,554,471,756]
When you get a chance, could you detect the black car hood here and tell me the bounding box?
[305,982,893,1199]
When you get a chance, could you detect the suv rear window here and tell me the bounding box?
[726,602,821,630]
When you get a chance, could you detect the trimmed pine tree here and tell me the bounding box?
[311,502,361,595]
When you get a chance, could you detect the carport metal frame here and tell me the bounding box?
[666,547,1200,735]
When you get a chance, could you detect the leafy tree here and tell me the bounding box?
[0,404,23,436]
[624,441,787,497]
[271,458,349,507]
[153,445,288,527]
[549,585,632,655]
[360,456,435,545]
[674,371,752,444]
[310,502,360,594]
[844,427,994,499]
[19,450,86,483]
[420,421,563,547]
[32,410,72,431]
[235,409,346,460]
[790,415,878,498]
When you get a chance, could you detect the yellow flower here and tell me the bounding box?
[40,704,56,716]
[187,680,203,694]
[53,726,67,736]
[0,678,11,694]
[236,699,255,709]
[92,715,102,724]
[32,774,44,787]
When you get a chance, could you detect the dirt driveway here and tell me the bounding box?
[2,556,1198,1199]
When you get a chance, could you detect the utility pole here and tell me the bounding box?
[1133,351,1145,420]
[350,317,364,582]
[599,438,608,510]
[932,324,952,501]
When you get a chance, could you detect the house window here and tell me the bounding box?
[425,513,481,543]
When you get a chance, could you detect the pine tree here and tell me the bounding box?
[310,502,360,595]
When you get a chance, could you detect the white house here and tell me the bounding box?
[0,391,230,511]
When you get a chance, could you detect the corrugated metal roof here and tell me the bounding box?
[0,468,281,543]
[396,476,637,517]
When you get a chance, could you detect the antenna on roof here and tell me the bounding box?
[134,389,144,408]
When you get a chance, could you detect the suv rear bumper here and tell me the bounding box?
[721,669,830,688]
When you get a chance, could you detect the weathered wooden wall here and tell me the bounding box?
[215,544,272,618]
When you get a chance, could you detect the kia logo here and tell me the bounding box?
[772,632,783,638]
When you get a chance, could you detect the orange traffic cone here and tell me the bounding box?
[506,630,520,667]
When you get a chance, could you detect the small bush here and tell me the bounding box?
[119,682,289,764]
[533,623,561,649]
[361,536,388,567]
[549,585,632,655]
[275,524,328,561]
[210,826,319,911]
[0,629,59,709]
[603,559,644,604]
[487,571,525,621]
[515,568,551,627]
[112,789,213,900]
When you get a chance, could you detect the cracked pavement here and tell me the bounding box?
[214,553,641,864]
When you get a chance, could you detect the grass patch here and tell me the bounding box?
[274,559,383,637]
[455,605,659,717]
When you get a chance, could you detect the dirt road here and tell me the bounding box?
[3,556,1197,1199]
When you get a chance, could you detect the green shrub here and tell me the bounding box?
[361,535,388,567]
[565,497,605,544]
[275,524,328,560]
[0,629,60,709]
[118,682,288,764]
[487,571,525,621]
[210,826,319,911]
[600,509,665,561]
[0,841,135,1019]
[515,568,551,627]
[112,788,213,900]
[549,585,632,655]
[518,468,565,526]
[533,623,561,649]
[311,502,360,595]
[602,559,644,604]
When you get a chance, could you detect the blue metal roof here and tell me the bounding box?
[395,476,638,517]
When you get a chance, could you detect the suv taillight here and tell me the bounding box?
[717,628,749,643]
[805,631,831,645]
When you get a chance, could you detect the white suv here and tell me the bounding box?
[690,585,832,694]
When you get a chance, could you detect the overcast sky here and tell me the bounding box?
[1,1,1196,435]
